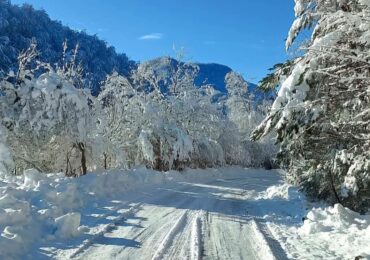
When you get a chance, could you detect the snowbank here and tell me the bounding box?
[255,183,306,224]
[257,184,370,260]
[0,167,165,259]
[55,212,82,238]
[166,166,281,184]
[297,204,370,259]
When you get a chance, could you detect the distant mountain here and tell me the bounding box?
[138,57,237,93]
[195,63,232,93]
[195,63,270,101]
[0,0,136,94]
[138,57,274,102]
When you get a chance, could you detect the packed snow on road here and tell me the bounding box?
[0,167,369,260]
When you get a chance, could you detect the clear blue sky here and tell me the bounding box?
[12,0,295,83]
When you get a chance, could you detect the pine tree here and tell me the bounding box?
[253,0,370,212]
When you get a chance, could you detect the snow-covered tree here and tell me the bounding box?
[175,85,226,168]
[253,0,370,211]
[225,72,276,167]
[98,72,145,168]
[226,72,258,137]
[99,58,230,171]
[0,42,98,176]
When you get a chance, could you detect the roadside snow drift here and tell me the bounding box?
[0,167,165,259]
[261,184,370,260]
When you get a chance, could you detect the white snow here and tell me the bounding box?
[250,220,277,260]
[0,167,368,259]
[151,210,188,260]
[0,167,164,259]
[190,212,203,260]
[261,184,370,260]
[55,213,81,238]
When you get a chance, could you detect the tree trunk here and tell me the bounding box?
[65,151,74,176]
[103,152,108,170]
[65,152,70,176]
[77,142,87,176]
[329,169,342,205]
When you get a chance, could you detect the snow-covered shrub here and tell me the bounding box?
[191,138,225,168]
[11,71,96,175]
[217,123,253,167]
[334,149,370,211]
[97,72,140,169]
[253,0,370,211]
[138,125,193,171]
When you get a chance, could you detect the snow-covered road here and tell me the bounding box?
[3,167,368,259]
[51,171,283,260]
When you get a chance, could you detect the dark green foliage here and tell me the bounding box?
[258,60,295,93]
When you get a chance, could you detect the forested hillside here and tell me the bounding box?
[0,0,136,93]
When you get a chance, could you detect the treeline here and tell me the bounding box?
[0,42,276,177]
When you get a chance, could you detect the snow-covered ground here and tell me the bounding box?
[0,167,369,259]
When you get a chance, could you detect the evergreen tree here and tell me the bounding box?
[253,0,370,212]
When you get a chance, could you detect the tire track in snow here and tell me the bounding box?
[151,210,188,260]
[70,203,142,258]
[250,219,288,260]
[190,211,204,260]
[81,187,200,260]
